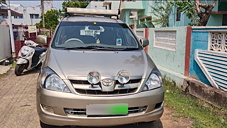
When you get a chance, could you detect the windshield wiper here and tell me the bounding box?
[64,46,115,50]
[64,46,139,51]
[119,47,139,51]
[64,46,93,50]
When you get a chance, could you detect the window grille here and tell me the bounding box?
[154,31,176,51]
[209,32,227,52]
[30,14,39,19]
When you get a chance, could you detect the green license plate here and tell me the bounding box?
[86,104,128,115]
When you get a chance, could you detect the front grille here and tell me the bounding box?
[70,79,141,95]
[64,106,147,116]
[75,88,137,95]
[70,80,90,85]
[70,79,141,85]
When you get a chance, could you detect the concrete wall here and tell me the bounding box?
[189,30,210,85]
[147,27,187,85]
[189,27,227,86]
[86,1,105,9]
[0,25,11,61]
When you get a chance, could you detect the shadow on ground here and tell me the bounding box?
[58,120,163,128]
[18,68,40,76]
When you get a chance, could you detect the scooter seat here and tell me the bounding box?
[32,47,47,67]
[34,47,47,54]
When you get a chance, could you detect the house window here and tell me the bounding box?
[3,16,8,19]
[30,14,39,19]
[223,14,227,26]
[176,8,181,21]
[14,16,23,19]
[210,32,227,52]
[154,31,176,51]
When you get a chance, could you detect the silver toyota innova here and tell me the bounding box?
[36,8,164,128]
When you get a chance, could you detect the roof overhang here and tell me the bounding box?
[0,8,23,16]
[103,2,112,5]
[139,16,152,20]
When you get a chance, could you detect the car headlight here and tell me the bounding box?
[143,69,162,91]
[40,67,70,93]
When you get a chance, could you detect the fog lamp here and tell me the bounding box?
[117,70,130,84]
[87,71,100,84]
[42,104,54,113]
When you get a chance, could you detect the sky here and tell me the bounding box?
[9,0,64,10]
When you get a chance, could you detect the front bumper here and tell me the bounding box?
[37,87,164,127]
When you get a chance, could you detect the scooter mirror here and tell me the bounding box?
[36,35,47,46]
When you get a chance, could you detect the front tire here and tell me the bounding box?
[15,64,25,76]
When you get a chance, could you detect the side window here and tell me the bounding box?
[55,27,67,45]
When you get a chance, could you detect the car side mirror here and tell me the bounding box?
[36,35,48,46]
[139,38,149,47]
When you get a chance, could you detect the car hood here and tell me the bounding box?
[45,49,154,80]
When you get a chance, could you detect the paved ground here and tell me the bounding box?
[0,65,11,74]
[0,68,192,128]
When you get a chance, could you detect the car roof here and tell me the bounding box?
[62,16,124,24]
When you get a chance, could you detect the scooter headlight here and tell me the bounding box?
[40,67,70,93]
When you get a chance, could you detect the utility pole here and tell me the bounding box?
[41,0,45,28]
[6,0,15,58]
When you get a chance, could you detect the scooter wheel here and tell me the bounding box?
[15,64,25,76]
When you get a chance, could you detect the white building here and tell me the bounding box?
[0,1,54,26]
[86,1,105,9]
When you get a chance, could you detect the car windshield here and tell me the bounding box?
[52,21,142,51]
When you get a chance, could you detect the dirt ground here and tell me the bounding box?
[0,69,192,128]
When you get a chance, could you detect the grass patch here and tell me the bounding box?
[11,62,16,69]
[163,78,227,128]
[0,73,6,77]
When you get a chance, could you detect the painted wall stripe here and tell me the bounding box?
[144,28,149,53]
[184,26,192,76]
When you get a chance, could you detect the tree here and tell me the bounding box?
[195,0,217,26]
[36,9,60,31]
[169,1,199,26]
[62,1,88,11]
[150,0,172,27]
[170,0,217,26]
[0,0,5,4]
